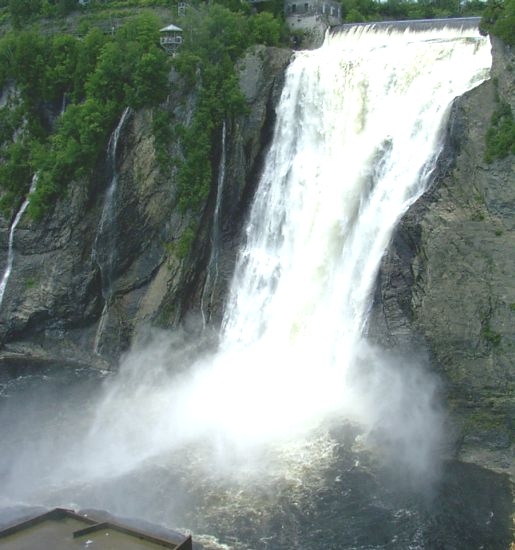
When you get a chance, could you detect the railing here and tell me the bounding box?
[160,36,183,45]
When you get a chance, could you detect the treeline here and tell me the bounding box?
[341,0,486,23]
[172,4,285,215]
[480,0,514,45]
[0,0,171,28]
[0,0,511,221]
[0,13,169,217]
[0,1,287,219]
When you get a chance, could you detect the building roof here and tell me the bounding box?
[160,24,183,33]
[0,508,192,550]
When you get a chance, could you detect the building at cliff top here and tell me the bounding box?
[284,0,342,44]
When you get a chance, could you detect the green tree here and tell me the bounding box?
[46,34,79,102]
[129,49,169,109]
[345,7,365,21]
[481,0,515,44]
[72,28,108,101]
[8,0,42,28]
[249,11,282,46]
[485,101,515,162]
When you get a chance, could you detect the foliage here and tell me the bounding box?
[341,0,483,22]
[483,324,502,346]
[480,0,515,45]
[8,0,42,28]
[0,139,32,212]
[0,13,170,217]
[485,100,515,163]
[0,0,287,233]
[152,109,176,170]
[249,11,282,46]
[176,224,196,259]
[172,3,283,214]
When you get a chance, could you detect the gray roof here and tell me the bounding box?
[160,24,183,32]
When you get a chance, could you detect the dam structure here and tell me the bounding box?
[335,15,482,32]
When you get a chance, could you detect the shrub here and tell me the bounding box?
[480,0,515,45]
[485,101,515,163]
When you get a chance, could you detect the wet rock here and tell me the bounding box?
[0,46,292,368]
[371,37,515,479]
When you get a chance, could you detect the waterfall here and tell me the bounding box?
[82,24,491,460]
[201,120,227,326]
[222,26,490,353]
[92,106,131,354]
[184,24,492,443]
[0,26,496,537]
[93,106,131,295]
[0,174,38,309]
[72,25,492,473]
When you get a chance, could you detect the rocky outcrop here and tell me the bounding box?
[155,45,292,330]
[371,36,514,479]
[0,45,291,368]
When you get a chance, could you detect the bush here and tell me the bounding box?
[0,14,171,217]
[485,101,515,163]
[480,0,515,45]
[171,3,283,214]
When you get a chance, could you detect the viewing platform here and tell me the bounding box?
[160,24,183,55]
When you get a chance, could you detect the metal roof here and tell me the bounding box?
[160,24,183,32]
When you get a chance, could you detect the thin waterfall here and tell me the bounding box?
[60,93,67,116]
[0,174,38,309]
[92,106,131,354]
[201,120,227,326]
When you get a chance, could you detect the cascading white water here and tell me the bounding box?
[92,106,131,354]
[0,26,493,517]
[183,24,492,443]
[201,120,227,326]
[50,29,490,494]
[79,25,492,468]
[223,25,491,350]
[0,174,38,308]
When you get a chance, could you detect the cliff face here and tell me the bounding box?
[0,33,512,484]
[0,45,291,368]
[371,37,514,478]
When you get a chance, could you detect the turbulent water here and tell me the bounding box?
[0,24,508,550]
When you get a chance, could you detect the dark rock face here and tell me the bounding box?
[158,45,292,329]
[0,45,291,369]
[371,37,514,478]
